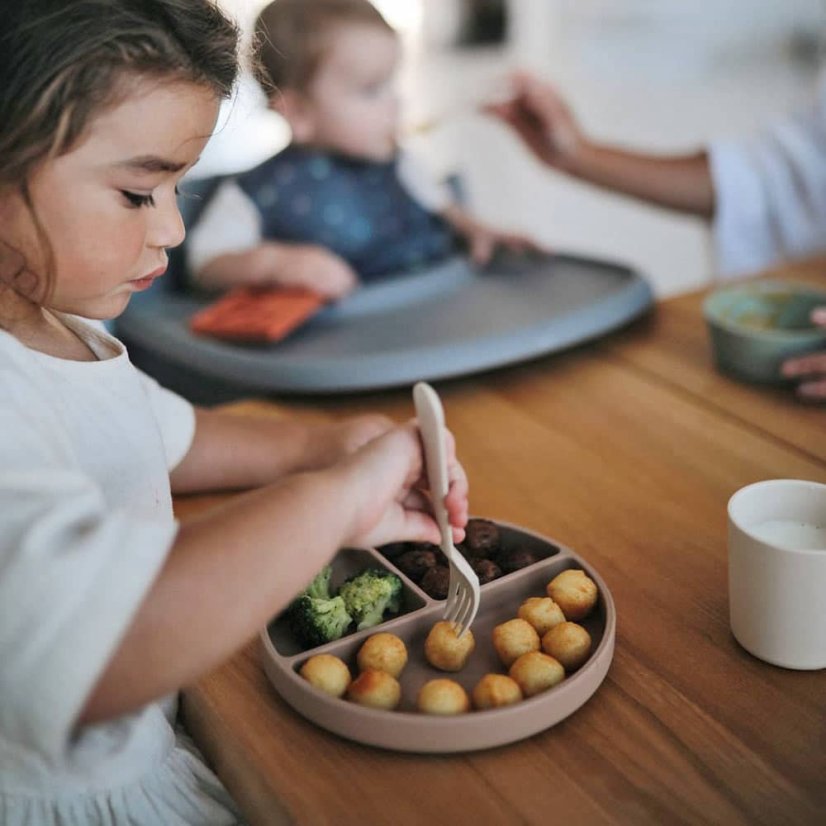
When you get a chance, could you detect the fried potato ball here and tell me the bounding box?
[546,569,598,621]
[356,632,408,678]
[416,678,470,715]
[517,596,566,636]
[345,669,401,710]
[492,618,540,667]
[541,621,592,671]
[508,651,565,697]
[299,654,352,698]
[424,620,476,672]
[472,674,523,710]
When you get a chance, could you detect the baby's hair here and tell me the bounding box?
[0,0,240,303]
[254,0,393,95]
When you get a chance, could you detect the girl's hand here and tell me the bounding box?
[340,421,469,550]
[781,307,826,400]
[485,71,584,171]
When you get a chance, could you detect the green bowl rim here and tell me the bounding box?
[703,280,826,341]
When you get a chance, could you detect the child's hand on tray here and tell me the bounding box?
[266,242,359,299]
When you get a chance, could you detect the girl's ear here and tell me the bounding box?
[269,88,316,143]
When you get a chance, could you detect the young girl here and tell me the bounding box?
[0,2,468,824]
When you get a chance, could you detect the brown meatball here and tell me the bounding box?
[421,565,451,599]
[470,558,501,584]
[463,518,500,558]
[497,547,538,574]
[379,541,410,559]
[395,549,437,582]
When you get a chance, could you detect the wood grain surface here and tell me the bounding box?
[176,259,826,826]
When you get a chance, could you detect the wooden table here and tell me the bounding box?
[176,258,826,826]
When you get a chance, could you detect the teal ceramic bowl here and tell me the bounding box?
[703,281,826,384]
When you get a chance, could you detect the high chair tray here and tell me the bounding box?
[259,520,615,754]
[118,251,652,397]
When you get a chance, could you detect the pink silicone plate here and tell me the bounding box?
[259,521,615,753]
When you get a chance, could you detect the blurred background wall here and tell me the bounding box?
[195,0,825,297]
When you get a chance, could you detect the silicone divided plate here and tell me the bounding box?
[259,521,616,753]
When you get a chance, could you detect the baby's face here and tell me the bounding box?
[297,23,401,162]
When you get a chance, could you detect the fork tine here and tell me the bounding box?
[453,590,471,635]
[458,592,474,634]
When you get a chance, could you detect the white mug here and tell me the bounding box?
[728,479,826,670]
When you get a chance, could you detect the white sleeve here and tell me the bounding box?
[185,179,263,275]
[0,410,175,758]
[709,83,826,278]
[396,149,453,213]
[136,370,196,470]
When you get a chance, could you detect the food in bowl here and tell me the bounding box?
[508,651,565,697]
[471,674,523,709]
[416,678,470,715]
[424,620,476,671]
[357,632,408,678]
[378,517,553,598]
[517,596,566,636]
[703,281,826,384]
[542,622,593,672]
[546,569,599,621]
[299,654,352,698]
[491,618,541,667]
[346,669,402,710]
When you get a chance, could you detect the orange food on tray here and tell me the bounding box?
[190,286,325,342]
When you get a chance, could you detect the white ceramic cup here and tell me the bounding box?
[728,479,826,670]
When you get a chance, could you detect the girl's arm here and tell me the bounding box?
[487,72,715,218]
[169,407,392,493]
[80,423,469,724]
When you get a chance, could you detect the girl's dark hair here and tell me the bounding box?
[0,0,240,302]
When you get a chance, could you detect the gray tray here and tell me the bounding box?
[118,251,652,396]
[260,520,615,753]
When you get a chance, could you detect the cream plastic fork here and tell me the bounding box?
[413,382,480,637]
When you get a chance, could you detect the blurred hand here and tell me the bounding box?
[781,307,826,400]
[269,243,358,299]
[442,205,549,267]
[484,71,584,170]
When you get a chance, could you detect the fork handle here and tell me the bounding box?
[413,382,453,547]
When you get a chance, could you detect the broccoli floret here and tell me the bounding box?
[303,565,332,600]
[338,568,403,631]
[288,594,352,649]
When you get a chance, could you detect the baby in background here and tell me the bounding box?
[186,0,538,298]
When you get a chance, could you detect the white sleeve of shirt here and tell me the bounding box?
[78,318,196,471]
[709,77,826,278]
[185,179,263,275]
[136,370,196,470]
[396,148,454,213]
[0,408,175,759]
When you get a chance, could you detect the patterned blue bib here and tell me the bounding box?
[235,145,457,280]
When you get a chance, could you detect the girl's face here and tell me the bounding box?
[285,23,401,162]
[1,77,219,320]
